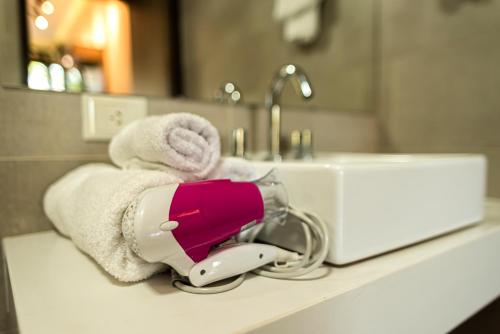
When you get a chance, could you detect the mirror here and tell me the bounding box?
[180,0,375,112]
[0,0,375,112]
[26,0,136,94]
[0,0,178,97]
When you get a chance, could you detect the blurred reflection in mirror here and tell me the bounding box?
[25,0,133,94]
[27,60,50,90]
[48,63,65,91]
[66,67,84,92]
[214,82,243,105]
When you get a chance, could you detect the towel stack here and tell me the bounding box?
[44,112,257,282]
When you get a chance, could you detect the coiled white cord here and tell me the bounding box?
[172,205,329,294]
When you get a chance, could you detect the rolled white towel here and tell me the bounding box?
[43,163,182,282]
[109,113,221,181]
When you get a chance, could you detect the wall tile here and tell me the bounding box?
[0,89,109,158]
[379,0,500,196]
[381,0,500,59]
[253,106,379,153]
[380,42,500,150]
[0,159,108,238]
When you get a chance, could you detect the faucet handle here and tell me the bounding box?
[301,129,313,160]
[231,128,247,158]
[215,82,242,104]
[289,129,313,160]
[289,130,302,160]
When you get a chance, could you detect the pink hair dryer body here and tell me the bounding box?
[125,174,288,287]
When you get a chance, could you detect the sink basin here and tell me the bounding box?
[253,153,486,264]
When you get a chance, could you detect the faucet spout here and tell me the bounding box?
[265,64,313,161]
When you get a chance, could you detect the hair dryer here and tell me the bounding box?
[123,171,291,287]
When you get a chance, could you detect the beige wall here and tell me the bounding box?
[181,0,376,112]
[378,0,500,197]
[253,106,378,153]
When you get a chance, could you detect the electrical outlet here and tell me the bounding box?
[82,94,147,141]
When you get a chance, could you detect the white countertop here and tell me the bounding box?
[4,199,500,334]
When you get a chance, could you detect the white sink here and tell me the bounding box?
[253,153,486,265]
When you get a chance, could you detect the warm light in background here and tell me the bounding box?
[106,2,120,36]
[73,2,128,50]
[100,1,133,94]
[41,1,55,15]
[35,15,49,30]
[90,8,106,48]
[60,54,74,69]
[27,0,133,94]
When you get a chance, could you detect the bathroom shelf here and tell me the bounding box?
[3,199,500,334]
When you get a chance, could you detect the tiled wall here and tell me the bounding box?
[0,89,109,238]
[253,106,378,153]
[378,0,500,197]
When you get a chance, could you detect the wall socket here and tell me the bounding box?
[81,94,147,141]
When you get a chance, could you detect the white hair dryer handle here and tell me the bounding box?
[188,243,278,287]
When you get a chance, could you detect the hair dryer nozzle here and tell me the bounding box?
[254,169,288,225]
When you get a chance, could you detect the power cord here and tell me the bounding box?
[172,205,329,294]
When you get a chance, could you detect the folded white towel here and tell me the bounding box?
[109,113,221,181]
[43,163,181,282]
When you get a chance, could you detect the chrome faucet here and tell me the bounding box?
[265,64,313,161]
